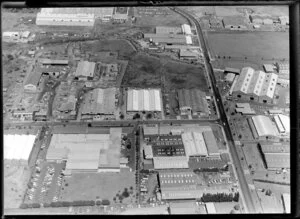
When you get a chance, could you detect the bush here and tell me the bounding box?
[96,200,102,206]
[122,190,130,198]
[102,199,110,205]
[43,203,51,208]
[32,203,41,208]
[20,203,28,209]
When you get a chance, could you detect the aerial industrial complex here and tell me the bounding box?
[3,5,290,215]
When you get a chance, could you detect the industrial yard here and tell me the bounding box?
[3,5,291,216]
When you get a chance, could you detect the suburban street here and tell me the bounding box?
[171,7,257,213]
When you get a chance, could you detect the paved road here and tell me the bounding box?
[171,7,257,213]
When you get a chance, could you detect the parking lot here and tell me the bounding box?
[25,162,65,204]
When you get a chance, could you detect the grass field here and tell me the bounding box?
[121,53,208,90]
[206,31,289,69]
[4,160,31,209]
[60,169,135,203]
[81,40,137,59]
[242,143,266,172]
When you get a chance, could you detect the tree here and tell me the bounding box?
[96,200,102,206]
[146,113,152,119]
[120,114,124,120]
[32,203,41,208]
[122,190,130,198]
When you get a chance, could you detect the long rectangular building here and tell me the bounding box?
[248,115,279,140]
[75,61,96,80]
[153,157,189,169]
[144,33,187,45]
[177,89,209,116]
[264,153,290,169]
[259,142,290,153]
[81,88,116,115]
[127,89,162,111]
[202,131,220,158]
[182,132,208,157]
[231,67,278,104]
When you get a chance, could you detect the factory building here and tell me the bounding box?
[24,68,43,92]
[230,67,278,104]
[273,114,290,135]
[249,15,273,25]
[36,12,95,26]
[36,8,114,26]
[156,26,182,34]
[127,89,162,112]
[39,58,69,65]
[74,61,96,81]
[144,33,188,45]
[181,24,192,35]
[222,16,247,29]
[182,132,208,157]
[46,128,122,174]
[224,67,240,75]
[153,157,189,169]
[177,89,209,116]
[158,170,234,200]
[179,49,199,60]
[81,88,116,116]
[247,115,279,140]
[259,142,290,154]
[4,134,36,164]
[202,131,221,158]
[282,193,291,213]
[279,16,289,25]
[263,153,290,170]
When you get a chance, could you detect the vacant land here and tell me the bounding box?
[81,40,136,59]
[205,32,289,68]
[60,169,135,203]
[242,144,266,172]
[135,7,188,27]
[4,160,31,209]
[122,53,208,90]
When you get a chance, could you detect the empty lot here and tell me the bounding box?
[60,168,135,203]
[206,32,289,68]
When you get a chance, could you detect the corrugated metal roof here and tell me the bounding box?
[182,132,208,156]
[251,115,278,137]
[40,7,113,17]
[181,24,192,35]
[75,61,95,77]
[186,36,192,45]
[259,142,290,153]
[81,88,116,115]
[153,157,189,169]
[127,89,162,111]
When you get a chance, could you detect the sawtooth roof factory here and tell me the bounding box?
[230,67,278,104]
[127,89,162,112]
[46,128,123,175]
[142,125,221,170]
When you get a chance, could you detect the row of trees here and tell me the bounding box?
[20,200,111,209]
[200,192,239,203]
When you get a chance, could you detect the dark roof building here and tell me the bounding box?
[177,89,209,115]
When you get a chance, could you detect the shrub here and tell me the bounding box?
[96,200,102,206]
[20,203,28,209]
[122,190,130,198]
[102,199,110,205]
[32,203,41,208]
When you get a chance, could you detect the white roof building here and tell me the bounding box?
[36,12,95,26]
[232,67,278,99]
[205,203,217,214]
[251,115,279,137]
[274,114,290,134]
[4,135,36,161]
[181,132,208,157]
[181,24,192,35]
[153,156,189,169]
[185,36,193,45]
[127,89,162,111]
[282,193,291,213]
[144,145,153,159]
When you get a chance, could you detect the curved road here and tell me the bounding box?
[171,7,256,213]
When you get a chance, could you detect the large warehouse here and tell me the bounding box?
[81,88,116,116]
[144,33,191,45]
[230,67,278,104]
[181,132,208,157]
[158,170,234,200]
[248,115,279,140]
[153,157,189,169]
[36,8,114,26]
[46,128,122,174]
[263,153,290,169]
[24,68,43,92]
[74,61,96,81]
[4,134,36,162]
[127,89,162,112]
[177,89,209,116]
[273,114,290,135]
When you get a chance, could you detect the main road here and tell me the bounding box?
[170,7,256,213]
